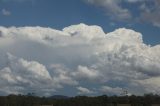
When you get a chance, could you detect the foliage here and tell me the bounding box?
[0,94,160,106]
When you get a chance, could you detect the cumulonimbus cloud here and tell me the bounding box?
[0,23,159,96]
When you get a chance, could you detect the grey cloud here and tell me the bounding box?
[0,31,3,37]
[125,0,145,3]
[84,0,160,27]
[49,64,78,86]
[137,77,160,94]
[140,0,160,27]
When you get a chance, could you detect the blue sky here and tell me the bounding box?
[0,0,160,45]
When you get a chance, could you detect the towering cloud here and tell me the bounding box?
[0,23,159,96]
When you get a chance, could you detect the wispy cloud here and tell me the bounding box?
[84,0,160,27]
[84,0,132,21]
[2,9,11,16]
[139,0,160,27]
[1,0,32,2]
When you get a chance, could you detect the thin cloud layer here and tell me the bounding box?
[1,0,33,2]
[0,23,159,96]
[85,0,132,20]
[1,9,11,16]
[84,0,160,27]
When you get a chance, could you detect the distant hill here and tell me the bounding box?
[49,95,69,99]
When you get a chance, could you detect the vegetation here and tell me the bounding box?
[0,94,160,106]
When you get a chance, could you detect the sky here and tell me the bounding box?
[0,0,160,45]
[0,0,160,96]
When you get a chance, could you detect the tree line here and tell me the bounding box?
[0,94,160,106]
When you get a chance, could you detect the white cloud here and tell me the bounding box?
[77,86,94,94]
[0,53,77,96]
[2,9,11,16]
[63,23,105,40]
[0,53,56,96]
[100,86,123,95]
[72,65,101,81]
[85,0,132,21]
[0,23,159,96]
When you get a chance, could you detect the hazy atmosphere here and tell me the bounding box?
[0,0,160,97]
